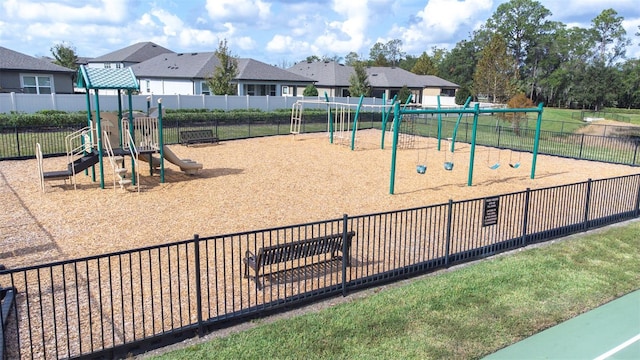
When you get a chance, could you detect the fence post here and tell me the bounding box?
[633,142,639,166]
[444,199,453,266]
[14,126,20,158]
[193,234,204,335]
[584,179,592,231]
[579,134,585,158]
[521,188,531,247]
[342,214,349,297]
[635,176,640,217]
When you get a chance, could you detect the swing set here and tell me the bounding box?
[390,100,545,194]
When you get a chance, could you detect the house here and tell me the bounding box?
[0,46,76,94]
[86,42,174,70]
[286,61,459,106]
[130,52,314,96]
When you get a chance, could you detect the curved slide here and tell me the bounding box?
[138,146,203,175]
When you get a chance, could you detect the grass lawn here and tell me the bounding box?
[148,220,640,360]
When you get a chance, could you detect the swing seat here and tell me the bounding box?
[489,163,500,170]
[509,162,521,169]
[416,165,426,174]
[444,162,454,171]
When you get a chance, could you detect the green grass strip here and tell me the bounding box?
[151,221,640,360]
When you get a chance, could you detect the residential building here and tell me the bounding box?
[287,61,459,106]
[0,46,75,94]
[130,52,314,96]
[86,42,174,70]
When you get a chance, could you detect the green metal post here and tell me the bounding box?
[325,92,333,144]
[158,99,165,183]
[380,94,397,150]
[146,96,151,116]
[94,90,105,189]
[380,93,386,148]
[450,96,472,152]
[128,90,136,185]
[437,95,442,151]
[83,89,95,180]
[467,104,480,187]
[389,101,401,194]
[117,90,123,148]
[350,95,364,151]
[531,103,544,179]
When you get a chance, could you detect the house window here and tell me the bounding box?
[145,80,150,93]
[247,84,255,96]
[201,82,211,95]
[282,86,289,96]
[22,75,52,94]
[269,85,276,96]
[115,63,122,69]
[104,63,112,69]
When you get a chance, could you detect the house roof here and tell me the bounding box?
[287,61,459,89]
[131,52,314,83]
[77,65,139,90]
[88,42,174,64]
[0,46,75,73]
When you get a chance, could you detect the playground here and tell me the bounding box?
[1,128,638,268]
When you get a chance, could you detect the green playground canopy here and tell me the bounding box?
[77,65,139,90]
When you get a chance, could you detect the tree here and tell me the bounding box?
[206,39,239,95]
[473,34,518,103]
[345,52,360,66]
[411,52,438,75]
[304,55,321,63]
[397,85,412,103]
[50,42,79,71]
[591,8,629,64]
[501,93,534,135]
[386,39,405,67]
[369,42,389,66]
[303,84,318,96]
[348,62,370,97]
[439,39,478,95]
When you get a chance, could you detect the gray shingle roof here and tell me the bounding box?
[131,52,314,82]
[89,42,174,63]
[287,61,458,88]
[0,46,75,73]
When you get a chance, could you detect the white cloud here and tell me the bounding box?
[2,0,128,24]
[205,0,271,23]
[390,0,493,53]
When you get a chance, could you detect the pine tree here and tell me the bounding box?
[207,39,238,95]
[473,34,518,103]
[348,62,371,97]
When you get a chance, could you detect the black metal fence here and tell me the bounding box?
[3,116,639,167]
[1,173,639,359]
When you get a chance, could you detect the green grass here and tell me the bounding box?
[151,221,640,360]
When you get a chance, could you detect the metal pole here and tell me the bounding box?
[530,103,544,179]
[94,90,105,189]
[350,95,364,151]
[467,104,480,186]
[158,99,165,183]
[389,101,401,194]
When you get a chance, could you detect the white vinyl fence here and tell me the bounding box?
[0,93,407,114]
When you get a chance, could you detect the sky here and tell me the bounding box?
[1,0,640,67]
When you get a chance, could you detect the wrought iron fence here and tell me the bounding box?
[1,174,639,359]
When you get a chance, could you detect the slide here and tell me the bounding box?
[162,146,203,175]
[137,146,203,175]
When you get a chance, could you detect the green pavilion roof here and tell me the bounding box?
[77,65,139,90]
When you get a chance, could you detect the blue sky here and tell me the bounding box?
[1,0,639,66]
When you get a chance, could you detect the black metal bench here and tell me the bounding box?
[243,231,355,289]
[179,129,218,146]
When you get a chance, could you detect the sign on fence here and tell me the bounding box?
[482,196,500,226]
